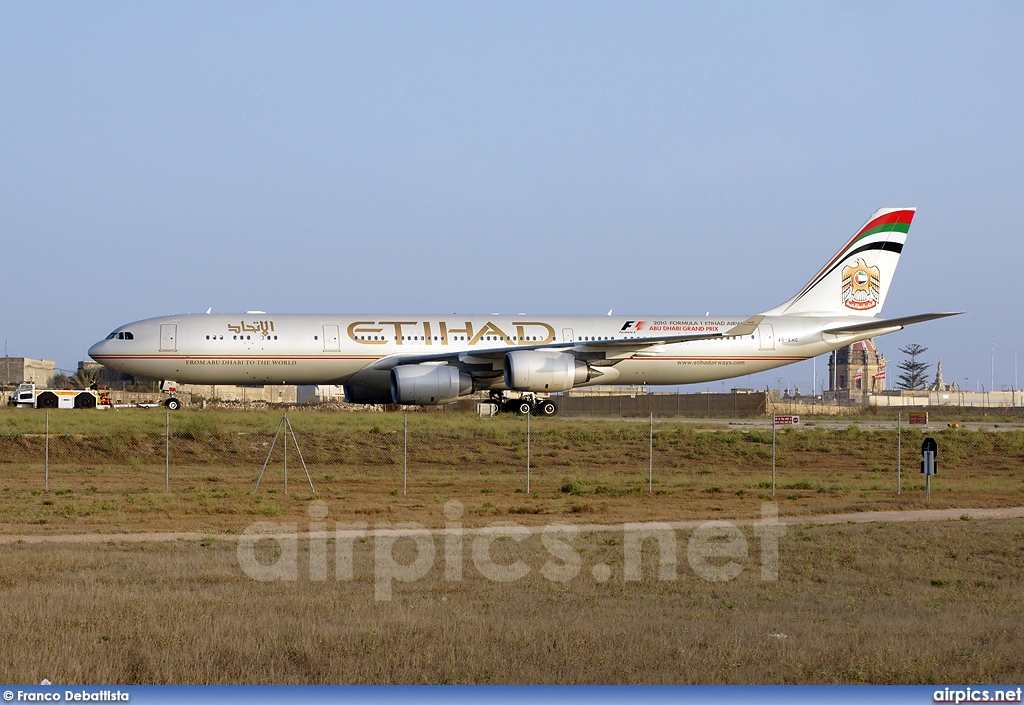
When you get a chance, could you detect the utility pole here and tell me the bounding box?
[991,343,995,393]
[833,349,841,408]
[832,350,838,399]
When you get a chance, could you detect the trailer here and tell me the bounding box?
[8,383,110,409]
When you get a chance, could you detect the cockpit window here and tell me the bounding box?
[106,331,117,339]
[112,331,135,340]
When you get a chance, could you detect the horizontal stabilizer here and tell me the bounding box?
[823,312,963,335]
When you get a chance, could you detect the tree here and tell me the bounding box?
[896,343,931,390]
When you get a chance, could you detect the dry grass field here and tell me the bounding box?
[1,408,1022,684]
[0,407,1022,534]
[0,518,1021,684]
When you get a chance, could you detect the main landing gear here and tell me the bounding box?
[490,392,558,416]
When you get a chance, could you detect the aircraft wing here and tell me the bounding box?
[823,312,963,335]
[368,316,765,371]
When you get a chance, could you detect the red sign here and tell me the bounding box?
[909,413,928,425]
[774,415,799,425]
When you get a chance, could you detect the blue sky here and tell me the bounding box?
[2,2,1021,392]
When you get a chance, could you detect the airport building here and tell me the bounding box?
[1,357,56,387]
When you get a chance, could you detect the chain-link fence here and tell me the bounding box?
[3,407,1019,511]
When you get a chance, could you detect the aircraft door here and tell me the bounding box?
[758,324,775,351]
[160,324,177,352]
[561,328,575,343]
[323,325,340,352]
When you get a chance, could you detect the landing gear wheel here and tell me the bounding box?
[516,400,533,415]
[538,400,557,416]
[165,398,181,410]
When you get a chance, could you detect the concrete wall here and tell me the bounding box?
[105,390,183,407]
[555,391,769,417]
[864,390,1021,408]
[771,389,1023,414]
[179,384,298,404]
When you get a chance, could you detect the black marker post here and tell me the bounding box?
[921,437,938,503]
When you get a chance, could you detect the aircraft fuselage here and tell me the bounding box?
[88,312,868,389]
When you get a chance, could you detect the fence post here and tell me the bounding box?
[403,412,408,495]
[648,412,653,494]
[45,410,49,493]
[771,416,776,498]
[526,410,531,494]
[897,412,901,496]
[165,411,170,492]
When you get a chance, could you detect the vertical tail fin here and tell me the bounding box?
[762,207,915,317]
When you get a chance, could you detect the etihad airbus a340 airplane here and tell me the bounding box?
[89,207,960,414]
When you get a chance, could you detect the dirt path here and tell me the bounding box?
[1,505,1021,544]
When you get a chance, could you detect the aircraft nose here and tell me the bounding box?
[88,340,107,361]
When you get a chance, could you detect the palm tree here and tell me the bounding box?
[72,367,98,389]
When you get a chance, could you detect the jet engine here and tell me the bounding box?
[343,385,395,405]
[390,364,474,405]
[503,350,591,392]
